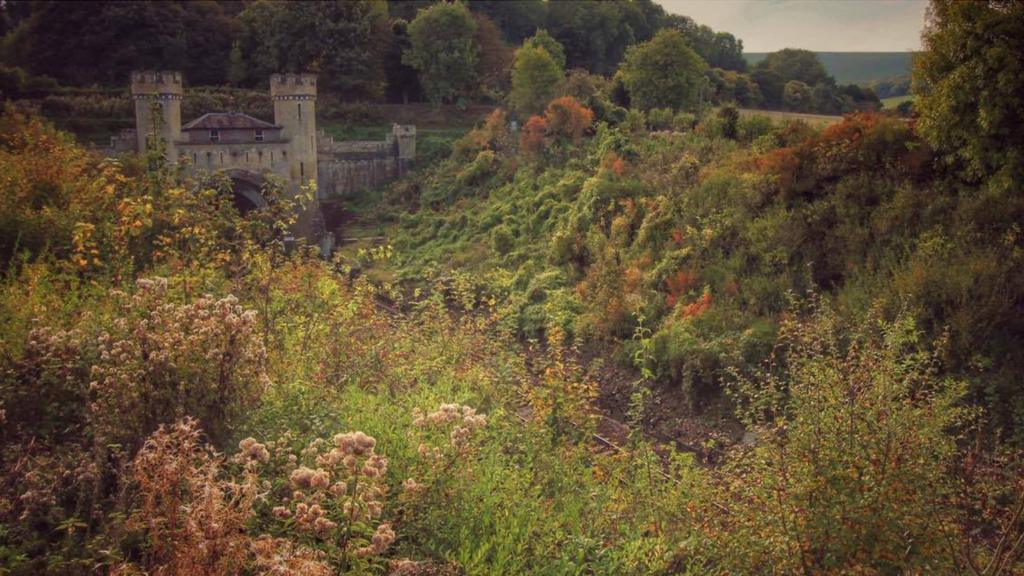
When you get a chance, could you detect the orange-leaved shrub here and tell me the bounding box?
[452,108,512,160]
[664,269,697,308]
[0,109,130,271]
[543,96,593,143]
[680,290,712,319]
[600,151,627,176]
[753,113,930,201]
[519,115,548,158]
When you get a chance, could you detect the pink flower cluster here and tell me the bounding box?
[354,522,396,558]
[274,430,394,558]
[238,437,270,463]
[412,403,488,457]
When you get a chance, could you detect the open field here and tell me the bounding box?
[881,94,915,108]
[738,108,844,127]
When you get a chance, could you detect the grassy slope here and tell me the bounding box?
[744,52,914,84]
[881,94,916,108]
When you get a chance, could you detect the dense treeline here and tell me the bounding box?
[0,0,872,115]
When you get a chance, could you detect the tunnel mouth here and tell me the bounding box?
[225,170,268,215]
[230,178,263,214]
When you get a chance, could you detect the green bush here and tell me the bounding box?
[737,113,774,142]
[717,105,739,139]
[491,223,514,255]
[647,107,674,131]
[715,302,969,574]
[624,108,646,133]
[672,111,697,132]
[457,149,499,187]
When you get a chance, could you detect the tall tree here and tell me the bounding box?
[664,14,746,72]
[509,43,562,117]
[914,0,1024,186]
[751,68,785,108]
[383,18,422,104]
[524,29,565,69]
[226,41,246,87]
[545,0,645,75]
[783,80,812,111]
[238,0,390,99]
[473,13,514,99]
[467,0,546,44]
[617,28,706,111]
[403,1,478,107]
[3,1,188,85]
[755,48,830,86]
[2,0,237,86]
[386,0,433,22]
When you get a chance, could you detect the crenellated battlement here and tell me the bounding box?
[270,73,317,100]
[121,69,412,247]
[130,70,183,99]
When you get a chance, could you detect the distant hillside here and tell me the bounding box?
[745,52,915,84]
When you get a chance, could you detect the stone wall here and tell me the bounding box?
[178,141,291,181]
[316,126,414,199]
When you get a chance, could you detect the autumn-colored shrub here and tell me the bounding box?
[664,269,697,308]
[0,110,119,268]
[543,96,593,143]
[754,113,928,200]
[524,327,596,443]
[519,114,548,157]
[452,108,511,160]
[600,151,627,176]
[129,418,261,576]
[680,290,712,319]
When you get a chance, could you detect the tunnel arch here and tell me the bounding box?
[224,169,268,214]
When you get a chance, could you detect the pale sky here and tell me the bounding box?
[657,0,928,52]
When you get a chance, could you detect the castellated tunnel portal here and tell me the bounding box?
[116,70,416,244]
[225,169,268,215]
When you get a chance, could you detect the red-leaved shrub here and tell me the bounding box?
[543,96,594,143]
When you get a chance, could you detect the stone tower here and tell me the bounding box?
[131,71,183,159]
[270,73,318,194]
[392,124,416,168]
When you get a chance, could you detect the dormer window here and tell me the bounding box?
[210,129,220,142]
[255,129,265,142]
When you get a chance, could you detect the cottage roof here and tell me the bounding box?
[182,112,279,131]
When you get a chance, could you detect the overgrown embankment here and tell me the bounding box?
[382,104,1024,444]
[0,102,1022,575]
